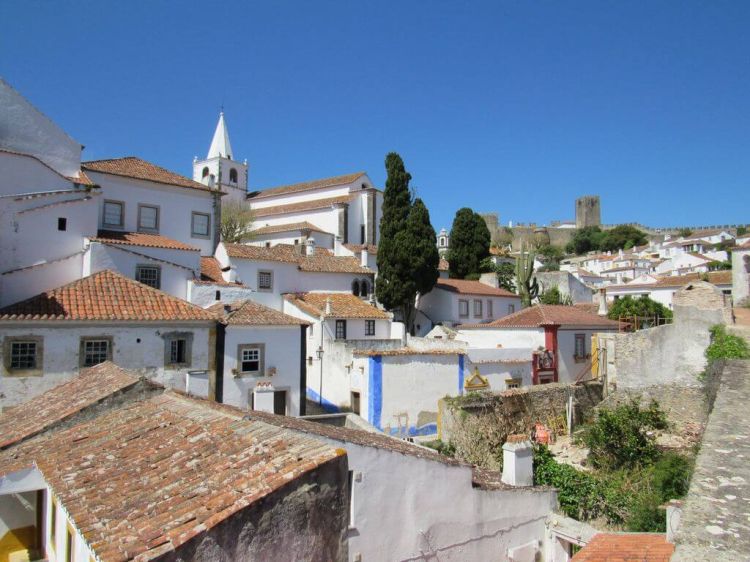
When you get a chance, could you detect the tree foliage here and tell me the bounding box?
[479,259,516,293]
[566,225,648,255]
[705,325,750,361]
[220,200,254,243]
[375,153,438,332]
[446,208,491,278]
[607,295,672,322]
[539,286,572,305]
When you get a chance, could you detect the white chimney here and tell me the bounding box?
[325,297,333,316]
[598,288,608,316]
[334,236,342,256]
[361,248,369,267]
[305,238,315,257]
[501,435,534,487]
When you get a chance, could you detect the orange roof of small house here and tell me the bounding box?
[198,256,239,286]
[0,270,216,322]
[224,243,372,274]
[283,292,390,319]
[208,299,308,326]
[251,171,366,199]
[572,533,674,561]
[251,221,334,236]
[83,156,215,192]
[250,194,353,218]
[434,278,518,298]
[90,230,200,251]
[459,304,620,329]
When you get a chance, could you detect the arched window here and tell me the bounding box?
[351,280,361,297]
[202,167,209,178]
[229,168,238,184]
[360,279,370,297]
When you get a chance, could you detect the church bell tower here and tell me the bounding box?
[193,112,249,203]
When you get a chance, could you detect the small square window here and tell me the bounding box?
[458,300,469,318]
[191,212,210,237]
[238,345,264,374]
[138,204,159,232]
[103,201,124,228]
[365,320,375,336]
[81,338,111,367]
[135,265,161,289]
[473,299,483,318]
[336,319,347,340]
[57,217,67,231]
[10,341,37,370]
[257,270,273,291]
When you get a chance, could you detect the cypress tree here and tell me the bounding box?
[447,208,491,278]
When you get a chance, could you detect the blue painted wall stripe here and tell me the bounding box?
[458,354,465,395]
[368,355,383,429]
[306,387,341,413]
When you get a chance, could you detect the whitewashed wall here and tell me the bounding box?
[458,327,544,350]
[247,230,335,249]
[187,281,256,308]
[733,248,750,304]
[0,253,84,307]
[0,323,213,408]
[221,325,303,415]
[251,207,341,241]
[417,287,521,334]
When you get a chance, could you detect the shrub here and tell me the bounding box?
[651,452,692,501]
[705,325,750,361]
[607,295,673,322]
[422,439,456,458]
[582,400,668,470]
[626,492,666,532]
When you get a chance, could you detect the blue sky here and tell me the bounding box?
[2,1,748,230]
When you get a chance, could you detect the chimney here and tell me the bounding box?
[325,297,333,316]
[501,435,534,487]
[598,288,608,316]
[334,236,342,256]
[361,248,369,267]
[479,272,499,288]
[305,238,315,257]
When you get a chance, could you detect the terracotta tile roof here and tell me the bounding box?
[572,533,674,561]
[0,391,341,562]
[606,270,733,291]
[208,299,308,326]
[199,256,237,285]
[0,362,142,449]
[283,292,390,319]
[251,221,333,236]
[352,348,462,357]
[251,194,352,218]
[574,303,600,315]
[0,270,216,321]
[343,243,378,255]
[83,156,214,192]
[435,278,519,298]
[90,230,200,251]
[224,243,372,274]
[459,304,621,329]
[251,171,366,199]
[70,169,95,186]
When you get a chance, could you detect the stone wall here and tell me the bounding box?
[438,382,603,469]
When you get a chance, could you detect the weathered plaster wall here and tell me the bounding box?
[187,281,256,308]
[732,247,750,305]
[536,271,594,304]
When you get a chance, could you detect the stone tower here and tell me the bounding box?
[575,196,601,229]
[193,112,249,204]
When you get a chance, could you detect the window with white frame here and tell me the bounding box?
[137,204,159,232]
[458,299,469,318]
[257,270,273,291]
[365,320,375,336]
[474,299,483,318]
[80,338,112,367]
[103,200,124,228]
[336,319,347,340]
[238,344,264,374]
[135,265,161,289]
[191,212,210,237]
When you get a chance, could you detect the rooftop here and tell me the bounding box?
[0,391,341,562]
[606,270,733,291]
[435,278,518,297]
[459,304,621,329]
[224,243,372,274]
[283,292,390,319]
[251,171,366,200]
[90,230,200,252]
[343,243,378,255]
[0,270,216,322]
[208,299,308,326]
[198,256,239,286]
[0,362,141,449]
[572,533,674,561]
[251,221,333,236]
[83,156,214,192]
[250,194,353,218]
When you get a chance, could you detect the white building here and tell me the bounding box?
[209,299,308,416]
[416,278,522,336]
[604,270,732,310]
[733,241,750,305]
[187,256,256,308]
[215,241,375,310]
[0,270,216,408]
[458,305,620,385]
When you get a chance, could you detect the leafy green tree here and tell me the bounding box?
[607,295,672,322]
[539,286,572,305]
[566,226,606,255]
[375,154,438,333]
[599,225,648,252]
[447,208,491,278]
[737,226,748,236]
[478,258,516,293]
[678,227,693,237]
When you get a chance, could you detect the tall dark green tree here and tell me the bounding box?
[376,154,439,332]
[446,208,491,278]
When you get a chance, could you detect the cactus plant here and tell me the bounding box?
[515,242,539,307]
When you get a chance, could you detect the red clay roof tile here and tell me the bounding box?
[91,230,200,251]
[284,292,389,319]
[459,304,621,329]
[572,533,675,561]
[208,299,308,326]
[83,156,214,192]
[435,278,519,297]
[251,172,365,199]
[225,243,372,274]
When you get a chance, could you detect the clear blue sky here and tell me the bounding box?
[2,1,749,230]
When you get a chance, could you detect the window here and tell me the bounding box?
[257,270,273,291]
[474,299,483,318]
[487,300,493,318]
[229,168,238,184]
[65,526,73,562]
[165,333,192,367]
[274,390,287,415]
[80,338,112,367]
[352,280,361,297]
[365,320,375,336]
[58,217,67,231]
[137,204,159,232]
[135,265,160,289]
[336,319,347,340]
[4,336,43,374]
[458,299,469,318]
[103,200,124,228]
[350,391,361,415]
[508,304,515,315]
[215,290,221,301]
[360,225,365,244]
[191,212,210,238]
[50,497,57,550]
[360,279,370,296]
[10,341,37,370]
[238,344,264,374]
[202,166,209,178]
[265,242,271,248]
[574,333,586,361]
[506,378,521,389]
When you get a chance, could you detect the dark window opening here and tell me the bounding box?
[202,166,209,178]
[335,319,347,340]
[57,217,67,231]
[215,290,221,301]
[365,320,375,336]
[229,168,238,184]
[360,225,365,244]
[352,280,360,297]
[351,391,361,415]
[273,390,287,415]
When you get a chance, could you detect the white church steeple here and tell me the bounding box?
[193,111,249,203]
